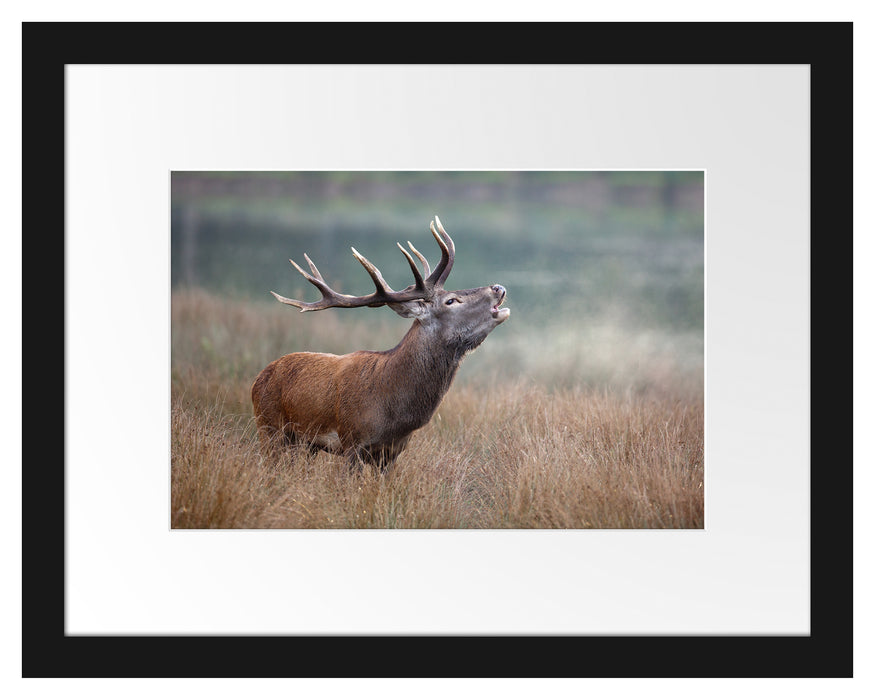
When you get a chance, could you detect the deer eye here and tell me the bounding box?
[445,297,459,305]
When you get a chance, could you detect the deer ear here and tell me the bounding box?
[388,300,428,319]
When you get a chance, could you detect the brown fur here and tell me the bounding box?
[252,284,509,469]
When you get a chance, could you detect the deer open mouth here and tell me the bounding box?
[491,288,510,320]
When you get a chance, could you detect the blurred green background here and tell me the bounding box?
[171,171,703,393]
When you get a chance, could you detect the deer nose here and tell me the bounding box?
[492,285,505,297]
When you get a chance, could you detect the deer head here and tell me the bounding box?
[252,216,509,470]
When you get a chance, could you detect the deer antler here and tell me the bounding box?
[271,216,456,312]
[427,214,455,288]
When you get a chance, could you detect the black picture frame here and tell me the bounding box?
[22,21,852,678]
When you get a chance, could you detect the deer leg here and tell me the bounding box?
[346,444,393,474]
[378,438,410,473]
[346,449,368,473]
[377,457,397,475]
[348,445,398,474]
[370,447,396,474]
[255,421,286,458]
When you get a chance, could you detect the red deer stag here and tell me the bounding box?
[251,216,510,470]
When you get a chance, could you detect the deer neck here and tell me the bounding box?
[382,320,463,418]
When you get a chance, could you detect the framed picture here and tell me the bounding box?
[23,22,852,679]
[169,169,705,529]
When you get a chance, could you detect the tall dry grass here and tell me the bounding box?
[171,288,703,528]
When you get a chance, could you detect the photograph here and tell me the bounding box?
[170,170,705,528]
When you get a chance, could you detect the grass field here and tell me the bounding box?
[171,288,704,528]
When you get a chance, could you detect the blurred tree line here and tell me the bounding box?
[171,171,703,333]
